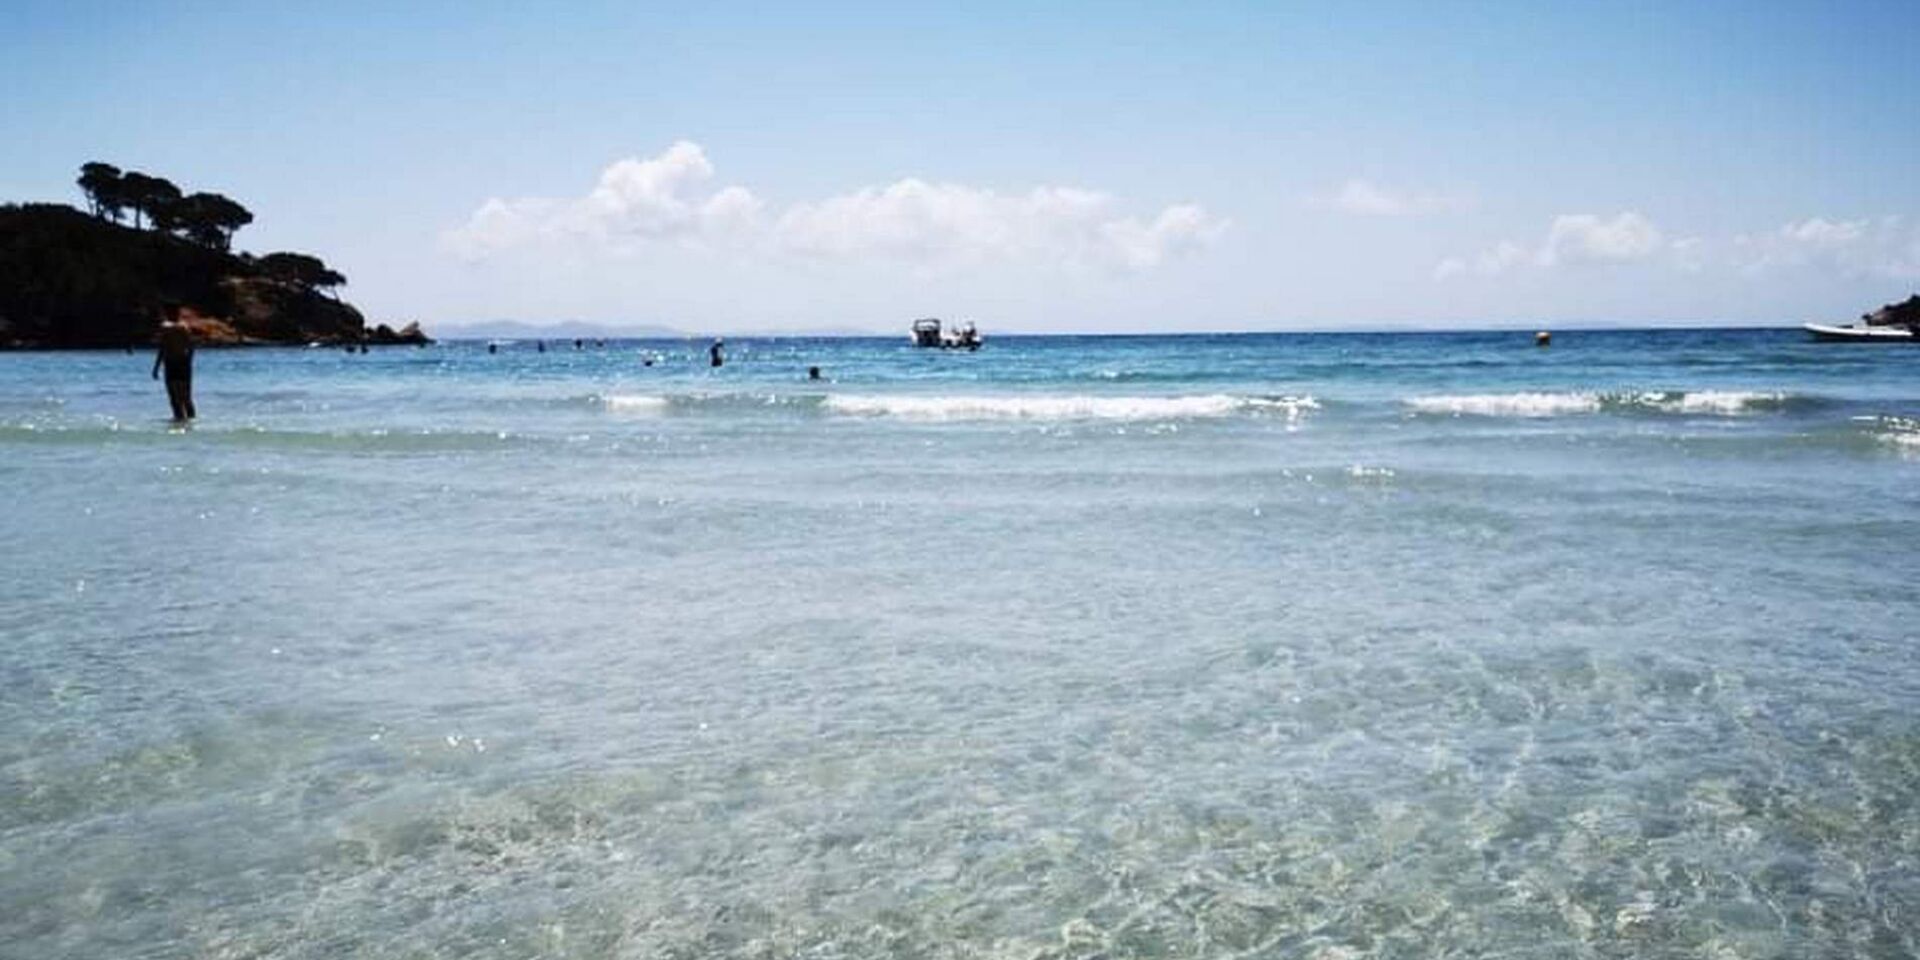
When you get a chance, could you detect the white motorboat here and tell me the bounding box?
[1804,322,1915,342]
[909,318,983,350]
[1807,295,1920,341]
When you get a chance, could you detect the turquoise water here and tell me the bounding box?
[3,329,1918,958]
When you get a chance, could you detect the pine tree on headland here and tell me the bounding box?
[71,165,252,248]
[258,251,346,296]
[76,162,125,222]
[168,192,253,250]
[117,171,181,230]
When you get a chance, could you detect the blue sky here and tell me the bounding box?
[4,1,1917,332]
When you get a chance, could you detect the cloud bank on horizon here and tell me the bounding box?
[444,142,1920,327]
[1313,179,1470,218]
[446,141,1227,274]
[1436,212,1920,284]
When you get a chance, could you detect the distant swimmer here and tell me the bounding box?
[808,365,822,381]
[574,338,584,350]
[151,303,196,422]
[488,342,498,354]
[1535,331,1552,347]
[709,339,725,368]
[537,340,546,353]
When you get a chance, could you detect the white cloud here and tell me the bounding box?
[1436,211,1665,279]
[1481,241,1532,274]
[446,197,563,258]
[444,141,758,259]
[1431,240,1538,280]
[1734,216,1920,279]
[1670,236,1707,273]
[1102,204,1227,269]
[776,180,1107,261]
[700,186,764,237]
[1539,212,1664,265]
[1438,210,1920,283]
[1317,178,1466,217]
[579,141,724,236]
[445,142,1225,272]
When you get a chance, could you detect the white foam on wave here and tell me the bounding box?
[1866,415,1920,450]
[1628,390,1788,415]
[1246,396,1322,419]
[601,394,669,412]
[822,393,1316,422]
[1408,390,1790,418]
[1406,392,1602,417]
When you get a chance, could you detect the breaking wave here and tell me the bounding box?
[1632,390,1797,415]
[1406,392,1604,417]
[600,394,671,412]
[1405,390,1804,418]
[1860,415,1920,452]
[595,391,1322,422]
[820,393,1320,422]
[596,392,821,414]
[590,388,1830,423]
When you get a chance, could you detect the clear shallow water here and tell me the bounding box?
[2,328,1918,958]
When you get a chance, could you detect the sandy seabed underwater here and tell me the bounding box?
[3,328,1918,958]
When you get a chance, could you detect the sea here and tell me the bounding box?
[2,328,1917,958]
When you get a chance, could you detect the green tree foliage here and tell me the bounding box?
[76,162,125,221]
[118,172,182,230]
[71,165,253,249]
[168,192,254,250]
[258,251,347,293]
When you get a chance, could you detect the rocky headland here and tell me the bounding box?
[0,164,428,349]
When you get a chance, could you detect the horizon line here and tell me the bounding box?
[431,320,1809,339]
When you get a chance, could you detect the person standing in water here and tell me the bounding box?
[709,339,725,368]
[151,304,196,422]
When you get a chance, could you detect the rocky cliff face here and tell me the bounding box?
[0,203,423,348]
[219,276,365,344]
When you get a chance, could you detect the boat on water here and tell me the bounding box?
[1804,322,1915,342]
[1805,294,1920,342]
[910,318,983,350]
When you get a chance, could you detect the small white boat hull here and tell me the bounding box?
[1804,322,1915,342]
